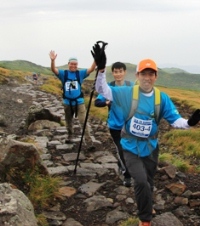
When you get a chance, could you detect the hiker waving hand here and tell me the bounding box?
[49,50,96,146]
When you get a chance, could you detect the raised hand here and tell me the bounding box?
[91,43,101,65]
[91,41,108,70]
[49,50,57,61]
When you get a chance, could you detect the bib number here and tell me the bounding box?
[130,116,152,138]
[65,81,78,90]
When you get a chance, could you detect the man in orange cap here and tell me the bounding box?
[95,57,200,226]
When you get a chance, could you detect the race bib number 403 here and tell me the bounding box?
[130,116,152,138]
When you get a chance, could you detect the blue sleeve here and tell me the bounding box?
[94,94,107,107]
[80,69,89,80]
[160,92,181,124]
[57,70,65,83]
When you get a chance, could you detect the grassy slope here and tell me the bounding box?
[162,67,189,74]
[0,60,52,75]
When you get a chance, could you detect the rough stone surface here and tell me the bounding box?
[0,183,38,226]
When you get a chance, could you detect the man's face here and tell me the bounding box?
[68,61,78,72]
[136,69,157,92]
[112,68,126,82]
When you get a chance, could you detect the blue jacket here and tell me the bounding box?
[111,86,181,157]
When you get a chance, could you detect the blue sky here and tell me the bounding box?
[1,0,200,73]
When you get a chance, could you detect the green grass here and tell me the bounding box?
[40,75,62,96]
[84,96,108,121]
[23,168,62,209]
[161,129,200,158]
[36,214,49,226]
[160,128,200,172]
[119,217,139,226]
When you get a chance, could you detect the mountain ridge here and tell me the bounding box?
[1,60,200,91]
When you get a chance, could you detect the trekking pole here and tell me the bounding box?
[74,41,107,174]
[73,68,99,174]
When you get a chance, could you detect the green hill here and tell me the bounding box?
[0,60,52,75]
[155,70,200,90]
[162,67,189,74]
[1,60,200,91]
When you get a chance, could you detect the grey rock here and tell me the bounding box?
[0,183,38,226]
[152,212,183,226]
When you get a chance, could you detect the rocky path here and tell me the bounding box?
[0,81,200,226]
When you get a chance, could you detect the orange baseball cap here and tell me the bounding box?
[137,59,157,72]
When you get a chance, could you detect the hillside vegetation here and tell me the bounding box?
[1,60,200,91]
[162,67,189,74]
[0,60,52,75]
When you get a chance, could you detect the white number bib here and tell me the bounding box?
[130,116,152,138]
[65,81,78,90]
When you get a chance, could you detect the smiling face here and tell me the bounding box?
[68,61,78,72]
[112,68,126,83]
[136,69,157,92]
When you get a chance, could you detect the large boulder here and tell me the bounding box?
[0,183,38,226]
[26,105,61,128]
[0,137,48,186]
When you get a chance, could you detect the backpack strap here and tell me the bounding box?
[63,70,80,83]
[63,70,80,88]
[127,85,161,123]
[110,80,132,87]
[154,87,161,124]
[126,85,139,121]
[63,70,68,99]
[121,85,161,138]
[125,80,131,86]
[63,70,82,117]
[75,70,81,86]
[109,81,115,86]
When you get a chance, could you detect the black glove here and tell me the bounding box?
[187,109,200,126]
[98,47,107,70]
[91,43,101,65]
[91,41,108,70]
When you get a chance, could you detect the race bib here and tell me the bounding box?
[130,116,152,138]
[65,81,78,90]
